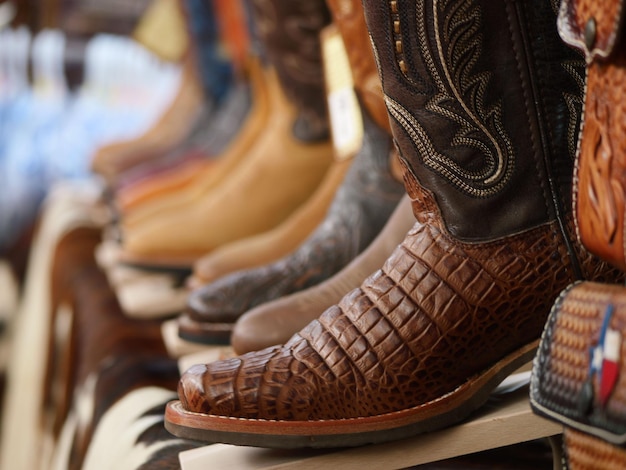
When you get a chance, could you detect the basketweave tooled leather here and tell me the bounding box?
[560,1,626,271]
[249,0,331,142]
[565,428,626,469]
[530,282,626,449]
[325,0,391,133]
[175,0,625,427]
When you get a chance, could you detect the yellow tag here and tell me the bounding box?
[322,25,363,161]
[134,0,189,62]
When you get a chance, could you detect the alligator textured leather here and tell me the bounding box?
[530,282,626,469]
[230,196,415,355]
[177,185,622,421]
[165,0,625,448]
[560,0,626,271]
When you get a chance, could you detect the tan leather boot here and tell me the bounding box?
[114,58,269,215]
[118,0,334,268]
[165,0,624,448]
[112,0,256,213]
[91,0,244,183]
[188,156,353,285]
[185,0,402,285]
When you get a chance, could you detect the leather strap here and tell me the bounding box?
[568,0,626,270]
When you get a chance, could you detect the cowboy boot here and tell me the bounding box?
[181,0,394,286]
[165,0,623,448]
[116,0,335,269]
[231,195,415,354]
[187,0,406,285]
[111,0,255,206]
[176,0,406,344]
[177,104,404,343]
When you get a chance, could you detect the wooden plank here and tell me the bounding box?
[179,382,561,470]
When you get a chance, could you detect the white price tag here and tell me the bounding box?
[322,26,363,161]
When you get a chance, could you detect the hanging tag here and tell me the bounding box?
[322,25,363,161]
[133,0,189,62]
[32,29,67,97]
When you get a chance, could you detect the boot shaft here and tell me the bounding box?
[363,0,585,241]
[249,0,331,142]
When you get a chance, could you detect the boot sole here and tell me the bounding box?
[177,314,233,346]
[164,340,538,448]
[119,250,198,273]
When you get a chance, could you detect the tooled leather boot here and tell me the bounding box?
[164,0,624,448]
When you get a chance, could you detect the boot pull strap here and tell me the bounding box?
[558,0,626,61]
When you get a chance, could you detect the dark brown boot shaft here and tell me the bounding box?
[363,0,585,243]
[250,0,332,141]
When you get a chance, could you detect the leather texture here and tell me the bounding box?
[530,282,626,468]
[364,0,585,243]
[120,67,333,266]
[326,0,390,132]
[565,428,626,469]
[250,0,331,142]
[179,106,404,336]
[230,196,415,355]
[178,184,622,421]
[576,57,626,271]
[558,0,625,59]
[169,0,624,446]
[565,1,626,271]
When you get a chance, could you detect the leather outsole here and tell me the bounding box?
[176,314,233,346]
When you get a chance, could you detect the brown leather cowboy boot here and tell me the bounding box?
[164,0,624,448]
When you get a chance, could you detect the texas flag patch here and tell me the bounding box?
[589,304,622,407]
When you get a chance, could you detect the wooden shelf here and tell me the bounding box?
[179,378,562,470]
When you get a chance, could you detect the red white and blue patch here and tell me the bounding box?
[588,304,622,407]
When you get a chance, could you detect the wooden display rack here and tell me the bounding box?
[177,372,563,470]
